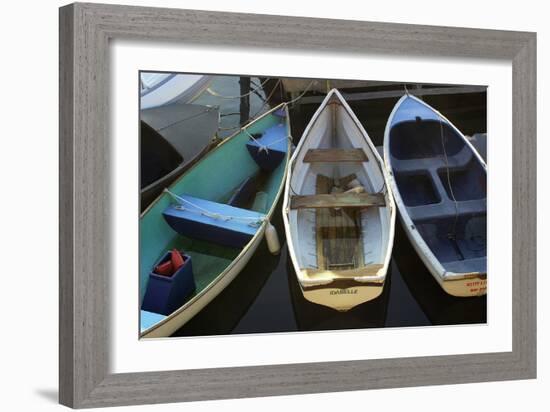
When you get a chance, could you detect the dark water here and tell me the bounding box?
[171,77,487,337]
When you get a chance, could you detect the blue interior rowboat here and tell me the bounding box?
[384,95,487,297]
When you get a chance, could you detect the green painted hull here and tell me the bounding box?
[140,105,290,336]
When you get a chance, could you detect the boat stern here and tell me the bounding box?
[441,272,487,297]
[298,271,386,311]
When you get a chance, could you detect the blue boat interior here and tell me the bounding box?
[389,97,487,275]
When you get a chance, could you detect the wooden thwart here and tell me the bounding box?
[303,148,368,163]
[291,192,386,209]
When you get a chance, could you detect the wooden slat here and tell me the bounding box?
[303,148,368,163]
[291,192,385,209]
[315,175,332,270]
[315,174,363,271]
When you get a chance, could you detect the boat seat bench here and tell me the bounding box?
[408,198,486,221]
[163,194,266,248]
[290,192,386,209]
[303,148,369,163]
[390,145,473,173]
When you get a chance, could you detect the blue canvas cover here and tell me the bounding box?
[246,123,288,171]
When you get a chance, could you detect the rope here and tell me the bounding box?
[250,79,262,89]
[439,115,460,240]
[374,179,387,196]
[224,78,312,132]
[219,78,311,132]
[156,106,218,132]
[285,80,315,107]
[243,129,269,153]
[243,127,290,154]
[164,189,265,227]
[205,78,271,100]
[217,79,282,132]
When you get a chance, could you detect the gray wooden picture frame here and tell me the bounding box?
[59,2,536,408]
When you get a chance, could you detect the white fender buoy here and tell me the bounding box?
[265,221,281,255]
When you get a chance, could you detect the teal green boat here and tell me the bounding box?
[140,104,291,338]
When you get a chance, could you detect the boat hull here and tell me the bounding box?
[140,103,291,337]
[140,74,212,109]
[384,94,487,297]
[283,89,395,311]
[300,278,385,312]
[140,103,220,211]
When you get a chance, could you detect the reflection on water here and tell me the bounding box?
[171,76,487,337]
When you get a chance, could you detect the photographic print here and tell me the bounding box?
[138,73,487,339]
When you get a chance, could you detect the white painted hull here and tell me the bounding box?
[140,73,212,109]
[283,89,395,311]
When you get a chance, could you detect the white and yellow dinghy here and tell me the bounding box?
[282,89,395,311]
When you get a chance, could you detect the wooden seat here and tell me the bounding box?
[290,192,385,209]
[303,148,368,163]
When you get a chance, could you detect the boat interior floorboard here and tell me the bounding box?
[388,115,487,275]
[315,174,364,271]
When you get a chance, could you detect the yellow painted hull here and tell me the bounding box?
[301,279,385,311]
[440,275,487,297]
